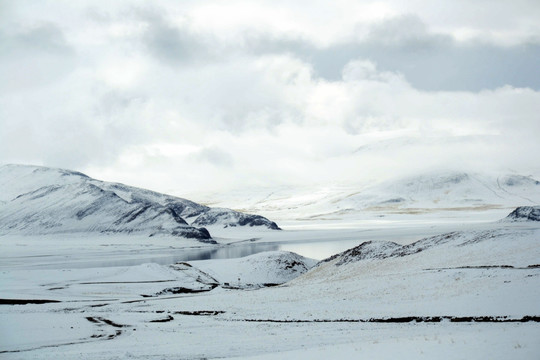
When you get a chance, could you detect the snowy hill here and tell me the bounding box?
[195,171,540,223]
[271,208,540,319]
[313,207,540,273]
[355,172,540,212]
[0,164,280,241]
[189,251,317,288]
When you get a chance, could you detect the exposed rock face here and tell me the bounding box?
[501,175,540,187]
[321,240,402,266]
[0,164,280,241]
[503,206,540,222]
[191,208,281,230]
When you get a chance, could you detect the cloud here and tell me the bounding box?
[366,14,447,47]
[240,15,540,92]
[0,1,539,196]
[190,147,234,168]
[0,23,76,92]
[138,11,214,65]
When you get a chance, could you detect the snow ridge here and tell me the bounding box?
[320,207,540,267]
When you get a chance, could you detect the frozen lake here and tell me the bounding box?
[1,221,504,270]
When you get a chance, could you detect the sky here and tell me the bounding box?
[1,0,539,197]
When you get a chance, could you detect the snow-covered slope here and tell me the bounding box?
[0,164,280,240]
[195,171,540,223]
[354,172,540,212]
[278,207,540,319]
[189,251,317,288]
[313,207,540,273]
[236,210,538,321]
[317,229,537,269]
[191,208,280,229]
[1,207,538,359]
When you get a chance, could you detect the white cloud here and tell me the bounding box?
[1,0,539,197]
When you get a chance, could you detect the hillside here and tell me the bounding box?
[189,251,318,288]
[0,164,279,241]
[194,171,540,223]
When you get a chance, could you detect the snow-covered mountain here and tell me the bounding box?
[0,164,280,241]
[195,171,540,222]
[355,172,540,212]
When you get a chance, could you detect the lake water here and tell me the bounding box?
[17,222,492,269]
[133,238,367,265]
[25,239,368,269]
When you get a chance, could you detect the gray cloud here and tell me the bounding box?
[1,1,539,195]
[10,23,72,53]
[191,147,234,168]
[241,16,540,92]
[0,23,76,92]
[137,10,215,65]
[366,15,449,48]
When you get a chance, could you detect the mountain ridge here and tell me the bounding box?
[0,164,280,241]
[191,170,540,222]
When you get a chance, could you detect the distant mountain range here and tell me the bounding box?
[197,171,540,221]
[0,164,280,242]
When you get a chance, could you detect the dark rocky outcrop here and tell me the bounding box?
[503,206,540,222]
[191,208,281,230]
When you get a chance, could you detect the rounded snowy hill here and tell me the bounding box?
[268,207,540,319]
[0,164,280,241]
[189,250,318,288]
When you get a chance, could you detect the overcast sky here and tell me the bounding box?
[1,0,539,196]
